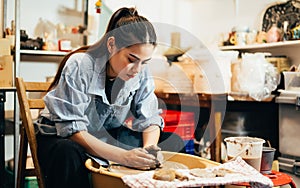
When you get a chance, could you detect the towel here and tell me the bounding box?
[121,156,273,188]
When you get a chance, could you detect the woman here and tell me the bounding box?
[36,7,185,188]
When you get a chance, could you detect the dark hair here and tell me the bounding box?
[49,7,157,90]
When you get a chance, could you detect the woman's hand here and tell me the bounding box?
[122,148,157,170]
[70,131,161,170]
[144,145,164,168]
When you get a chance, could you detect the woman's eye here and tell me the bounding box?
[128,58,135,63]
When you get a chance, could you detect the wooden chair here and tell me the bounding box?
[16,77,51,188]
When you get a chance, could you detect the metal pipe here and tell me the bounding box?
[14,0,20,187]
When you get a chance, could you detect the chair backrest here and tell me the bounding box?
[15,77,51,188]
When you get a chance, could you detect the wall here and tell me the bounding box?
[5,0,286,54]
[104,0,286,48]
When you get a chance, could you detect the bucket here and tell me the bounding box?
[260,147,276,174]
[224,136,265,171]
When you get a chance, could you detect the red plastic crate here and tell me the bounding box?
[161,110,194,125]
[161,110,195,140]
[163,123,195,140]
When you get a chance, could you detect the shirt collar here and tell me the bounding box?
[88,56,141,96]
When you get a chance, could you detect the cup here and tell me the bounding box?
[260,147,276,174]
[246,30,257,45]
[235,31,247,46]
[224,136,265,171]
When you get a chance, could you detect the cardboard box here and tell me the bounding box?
[0,55,13,87]
[0,38,11,55]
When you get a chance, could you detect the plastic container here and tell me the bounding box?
[283,71,300,91]
[161,110,194,125]
[162,110,195,140]
[163,124,194,140]
[5,167,38,188]
[224,136,265,171]
[184,139,195,154]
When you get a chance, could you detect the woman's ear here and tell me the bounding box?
[107,36,116,53]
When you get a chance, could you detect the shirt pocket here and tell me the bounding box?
[94,96,114,129]
[113,91,136,124]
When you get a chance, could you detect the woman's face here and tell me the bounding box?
[107,41,155,81]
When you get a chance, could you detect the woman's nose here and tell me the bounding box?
[131,62,142,73]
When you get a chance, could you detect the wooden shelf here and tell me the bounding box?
[20,50,68,56]
[0,87,16,90]
[219,40,300,51]
[20,50,68,63]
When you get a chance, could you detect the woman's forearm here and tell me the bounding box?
[70,131,127,164]
[142,125,160,147]
[70,130,158,169]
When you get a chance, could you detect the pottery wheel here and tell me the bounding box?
[108,161,188,175]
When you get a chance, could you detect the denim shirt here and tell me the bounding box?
[36,52,164,138]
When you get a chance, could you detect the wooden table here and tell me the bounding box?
[155,92,227,163]
[155,92,277,163]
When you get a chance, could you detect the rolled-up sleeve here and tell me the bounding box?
[44,54,93,137]
[131,67,164,131]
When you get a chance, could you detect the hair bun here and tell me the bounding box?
[128,7,138,16]
[114,7,138,19]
